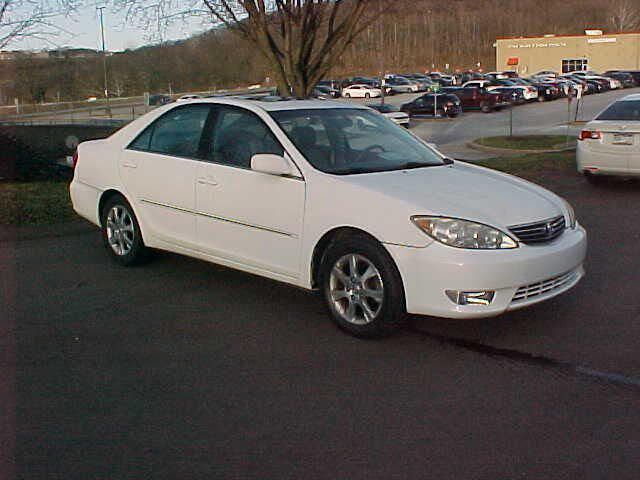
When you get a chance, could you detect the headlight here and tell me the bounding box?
[561,198,577,229]
[411,216,518,249]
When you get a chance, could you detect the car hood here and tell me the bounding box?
[336,162,564,229]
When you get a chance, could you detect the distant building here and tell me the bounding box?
[495,31,640,75]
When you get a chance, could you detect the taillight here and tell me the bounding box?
[71,149,79,168]
[579,130,601,141]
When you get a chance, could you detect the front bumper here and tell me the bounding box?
[384,225,587,319]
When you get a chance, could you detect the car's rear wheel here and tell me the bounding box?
[345,93,351,98]
[101,195,149,266]
[365,93,371,98]
[537,95,545,102]
[320,235,405,338]
[480,102,492,113]
[584,172,606,185]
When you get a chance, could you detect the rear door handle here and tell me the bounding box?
[197,178,218,186]
[122,162,137,169]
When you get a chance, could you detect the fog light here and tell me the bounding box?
[446,290,495,306]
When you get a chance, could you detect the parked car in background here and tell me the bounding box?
[400,74,433,91]
[511,78,561,101]
[400,93,462,118]
[368,103,411,127]
[442,86,509,113]
[385,76,420,94]
[315,85,340,98]
[603,72,636,88]
[70,97,586,337]
[428,73,456,86]
[342,84,382,98]
[317,79,341,90]
[570,72,620,90]
[148,94,172,106]
[491,87,525,105]
[534,70,558,77]
[577,93,640,183]
[491,79,539,101]
[603,70,640,86]
[177,94,202,101]
[341,77,380,89]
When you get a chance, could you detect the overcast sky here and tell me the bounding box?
[10,4,208,52]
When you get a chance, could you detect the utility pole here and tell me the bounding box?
[97,6,111,117]
[379,0,386,105]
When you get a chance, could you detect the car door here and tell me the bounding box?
[194,105,305,278]
[120,104,212,248]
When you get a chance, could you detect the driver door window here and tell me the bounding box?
[206,107,283,168]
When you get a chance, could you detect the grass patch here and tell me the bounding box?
[476,135,574,150]
[474,151,576,177]
[0,181,74,225]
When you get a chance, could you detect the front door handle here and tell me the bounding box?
[122,162,137,169]
[197,178,218,186]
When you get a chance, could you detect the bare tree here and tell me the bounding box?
[0,0,78,50]
[116,0,386,98]
[609,0,640,31]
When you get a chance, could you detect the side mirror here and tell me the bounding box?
[251,154,294,177]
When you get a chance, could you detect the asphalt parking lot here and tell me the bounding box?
[2,167,640,478]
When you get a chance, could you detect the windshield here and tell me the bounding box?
[596,100,640,121]
[270,108,445,175]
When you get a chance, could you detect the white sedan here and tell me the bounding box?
[368,103,410,127]
[70,98,586,338]
[577,93,640,182]
[342,84,382,99]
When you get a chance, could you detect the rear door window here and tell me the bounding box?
[129,104,212,158]
[597,101,640,121]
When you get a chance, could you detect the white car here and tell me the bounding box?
[342,84,382,99]
[177,94,202,101]
[577,93,640,182]
[70,98,586,338]
[368,103,410,127]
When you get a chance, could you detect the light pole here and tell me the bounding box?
[97,6,111,116]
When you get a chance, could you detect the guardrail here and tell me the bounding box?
[0,118,130,127]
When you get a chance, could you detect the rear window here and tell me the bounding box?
[597,100,640,121]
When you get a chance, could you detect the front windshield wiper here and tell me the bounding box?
[391,160,452,171]
[329,159,454,175]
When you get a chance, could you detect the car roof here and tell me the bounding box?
[620,93,640,101]
[176,96,369,112]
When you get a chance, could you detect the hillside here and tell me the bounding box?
[1,0,637,104]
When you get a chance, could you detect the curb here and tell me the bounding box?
[467,140,576,155]
[0,218,95,243]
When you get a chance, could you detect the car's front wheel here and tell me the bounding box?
[320,235,405,338]
[101,195,149,266]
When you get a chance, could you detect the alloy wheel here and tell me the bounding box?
[329,254,384,325]
[106,205,135,256]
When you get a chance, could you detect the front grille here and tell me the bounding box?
[512,269,579,303]
[509,215,565,244]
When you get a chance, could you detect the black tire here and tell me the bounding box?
[365,93,371,99]
[319,233,406,338]
[537,95,545,102]
[345,93,351,98]
[480,102,492,113]
[100,195,149,266]
[584,172,605,185]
